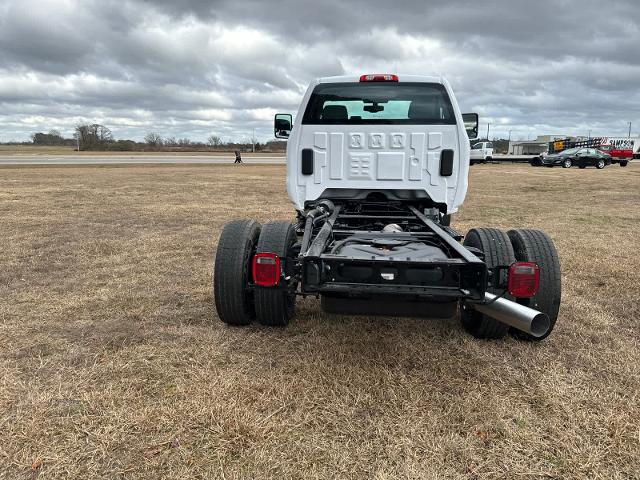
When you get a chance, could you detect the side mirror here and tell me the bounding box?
[462,113,479,140]
[274,113,292,139]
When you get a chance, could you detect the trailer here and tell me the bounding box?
[213,74,561,340]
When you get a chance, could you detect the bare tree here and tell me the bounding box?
[95,124,113,143]
[207,135,222,148]
[74,124,113,150]
[144,132,163,148]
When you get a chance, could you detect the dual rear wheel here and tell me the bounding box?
[460,227,561,340]
[214,220,297,327]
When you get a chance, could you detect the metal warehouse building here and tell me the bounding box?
[508,135,569,155]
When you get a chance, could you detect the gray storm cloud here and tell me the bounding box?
[0,0,638,142]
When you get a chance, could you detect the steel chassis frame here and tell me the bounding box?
[294,201,492,301]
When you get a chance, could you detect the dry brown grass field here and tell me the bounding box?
[1,162,639,479]
[0,145,283,156]
[0,145,78,155]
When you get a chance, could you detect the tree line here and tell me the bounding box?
[24,124,285,152]
[30,130,76,147]
[24,124,510,153]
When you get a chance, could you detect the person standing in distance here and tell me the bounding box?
[234,150,242,163]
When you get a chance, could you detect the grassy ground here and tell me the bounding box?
[1,162,638,479]
[0,145,78,155]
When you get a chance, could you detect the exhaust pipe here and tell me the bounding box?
[470,292,550,337]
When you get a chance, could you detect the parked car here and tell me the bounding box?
[541,147,611,169]
[597,145,631,167]
[469,141,493,165]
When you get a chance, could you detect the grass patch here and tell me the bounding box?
[1,162,639,478]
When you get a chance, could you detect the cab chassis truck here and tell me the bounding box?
[214,74,561,340]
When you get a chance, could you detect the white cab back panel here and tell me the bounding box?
[288,125,467,212]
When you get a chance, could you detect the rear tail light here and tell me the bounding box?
[507,262,540,298]
[359,74,398,82]
[252,253,281,287]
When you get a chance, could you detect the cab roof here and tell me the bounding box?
[317,74,445,84]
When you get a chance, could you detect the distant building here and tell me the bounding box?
[508,135,570,155]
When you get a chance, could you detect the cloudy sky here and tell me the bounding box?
[1,0,639,143]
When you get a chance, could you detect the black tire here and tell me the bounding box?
[507,229,561,341]
[461,228,516,339]
[596,159,606,169]
[578,164,586,169]
[620,161,628,167]
[254,221,298,326]
[562,158,572,168]
[214,219,261,325]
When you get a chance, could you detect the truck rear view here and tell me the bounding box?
[213,74,562,341]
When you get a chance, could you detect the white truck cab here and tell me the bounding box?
[469,141,493,164]
[274,74,479,215]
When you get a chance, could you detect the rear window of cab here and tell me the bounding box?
[302,82,456,125]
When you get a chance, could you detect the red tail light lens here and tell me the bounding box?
[507,262,540,298]
[252,253,281,287]
[359,74,398,82]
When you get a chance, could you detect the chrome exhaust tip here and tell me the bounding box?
[470,292,550,338]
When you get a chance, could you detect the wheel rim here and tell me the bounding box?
[598,160,604,168]
[564,160,571,168]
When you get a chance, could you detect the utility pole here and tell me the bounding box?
[252,128,255,153]
[486,123,490,141]
[629,122,632,138]
[508,130,512,141]
[588,130,591,139]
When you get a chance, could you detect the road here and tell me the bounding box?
[0,154,286,166]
